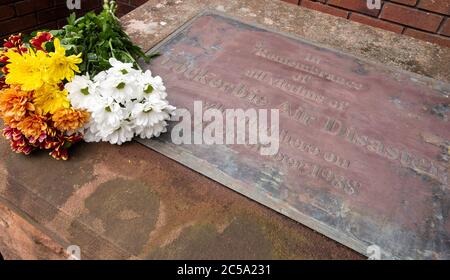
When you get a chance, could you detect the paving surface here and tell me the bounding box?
[0,0,449,260]
[0,141,362,259]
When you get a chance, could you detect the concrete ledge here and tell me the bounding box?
[121,0,450,82]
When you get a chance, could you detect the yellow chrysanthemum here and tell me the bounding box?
[47,38,82,83]
[33,84,70,114]
[4,49,49,91]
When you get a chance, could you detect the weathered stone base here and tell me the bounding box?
[0,203,66,260]
[1,0,449,260]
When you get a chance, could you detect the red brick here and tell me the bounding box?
[380,3,443,32]
[130,0,149,7]
[418,0,450,16]
[440,18,450,36]
[116,4,136,17]
[404,28,450,47]
[36,5,71,24]
[53,0,100,13]
[57,18,68,29]
[15,0,53,16]
[0,14,36,36]
[22,20,58,35]
[80,0,102,11]
[0,0,100,38]
[281,0,299,4]
[350,13,404,33]
[301,0,349,18]
[0,4,15,20]
[390,0,417,5]
[328,0,381,16]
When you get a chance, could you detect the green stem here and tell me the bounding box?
[109,39,116,58]
[123,51,142,70]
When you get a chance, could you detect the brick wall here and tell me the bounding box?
[115,0,147,17]
[0,0,103,40]
[282,0,450,47]
[1,1,449,48]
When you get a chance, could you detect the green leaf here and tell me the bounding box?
[148,52,161,59]
[49,29,62,36]
[56,4,155,76]
[45,41,55,53]
[67,13,77,25]
[87,53,98,61]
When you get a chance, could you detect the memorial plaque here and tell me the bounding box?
[138,12,450,259]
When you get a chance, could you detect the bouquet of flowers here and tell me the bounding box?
[66,58,175,145]
[0,0,174,160]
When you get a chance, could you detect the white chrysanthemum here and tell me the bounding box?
[102,121,135,145]
[91,102,127,134]
[108,58,136,75]
[100,75,138,104]
[138,70,167,99]
[82,124,103,143]
[93,71,107,83]
[66,59,175,145]
[131,97,174,125]
[136,121,168,139]
[66,75,99,111]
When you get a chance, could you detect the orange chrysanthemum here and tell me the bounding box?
[0,86,34,123]
[2,115,21,129]
[52,108,89,132]
[17,113,47,139]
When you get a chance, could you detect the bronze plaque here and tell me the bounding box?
[138,12,450,259]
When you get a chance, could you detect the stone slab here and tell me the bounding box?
[2,0,449,260]
[1,0,379,260]
[138,12,450,259]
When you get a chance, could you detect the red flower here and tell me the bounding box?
[49,146,69,161]
[2,126,35,155]
[0,76,6,90]
[45,132,83,160]
[2,125,83,160]
[30,32,54,52]
[2,34,27,54]
[1,33,27,75]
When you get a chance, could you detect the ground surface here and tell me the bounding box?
[0,0,449,260]
[0,141,362,259]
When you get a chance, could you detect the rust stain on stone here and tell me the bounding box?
[71,178,160,256]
